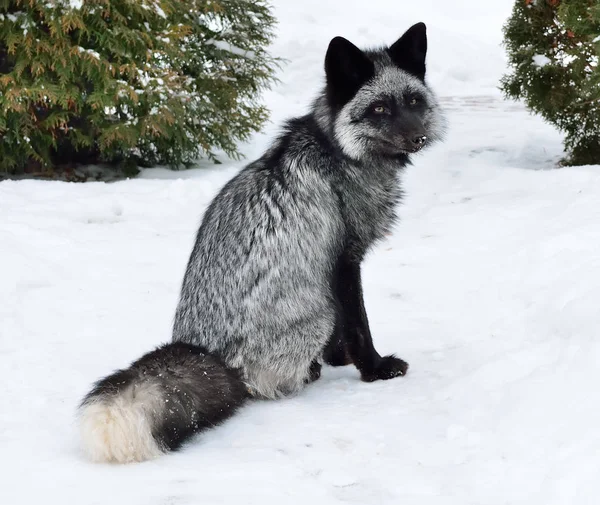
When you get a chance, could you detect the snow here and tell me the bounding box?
[66,0,83,9]
[77,47,101,60]
[533,54,552,67]
[153,4,167,20]
[2,0,600,504]
[206,39,257,59]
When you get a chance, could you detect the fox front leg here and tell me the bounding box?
[327,253,409,381]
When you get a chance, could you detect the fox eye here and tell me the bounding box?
[372,104,388,114]
[408,97,419,106]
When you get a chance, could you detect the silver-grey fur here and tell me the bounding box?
[173,160,343,398]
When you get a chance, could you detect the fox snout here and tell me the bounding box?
[412,135,428,147]
[392,113,429,153]
[408,134,428,152]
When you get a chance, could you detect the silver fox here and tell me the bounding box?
[78,22,445,464]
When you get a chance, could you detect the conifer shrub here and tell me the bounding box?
[501,0,600,166]
[0,0,279,177]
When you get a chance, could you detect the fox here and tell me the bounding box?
[78,22,445,464]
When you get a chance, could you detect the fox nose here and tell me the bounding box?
[412,135,428,147]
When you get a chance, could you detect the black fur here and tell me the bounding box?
[324,252,408,380]
[325,36,375,110]
[388,22,428,81]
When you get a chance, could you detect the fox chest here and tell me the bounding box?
[338,179,401,258]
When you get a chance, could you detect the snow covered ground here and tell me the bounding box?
[2,1,600,503]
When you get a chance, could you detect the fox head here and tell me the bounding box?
[324,23,445,160]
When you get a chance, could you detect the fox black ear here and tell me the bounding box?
[389,22,427,80]
[325,36,374,109]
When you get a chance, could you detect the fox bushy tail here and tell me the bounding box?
[78,342,249,464]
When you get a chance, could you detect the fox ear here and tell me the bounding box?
[325,36,374,108]
[389,22,427,80]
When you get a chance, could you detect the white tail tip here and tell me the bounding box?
[78,385,164,464]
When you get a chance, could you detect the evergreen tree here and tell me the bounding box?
[0,0,279,177]
[501,0,600,166]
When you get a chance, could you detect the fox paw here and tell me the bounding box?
[305,360,322,383]
[361,355,408,382]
